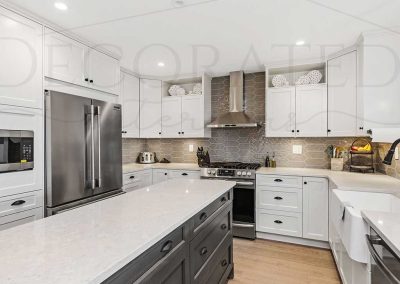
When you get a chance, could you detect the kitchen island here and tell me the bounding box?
[0,179,236,284]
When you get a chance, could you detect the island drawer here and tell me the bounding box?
[190,205,231,277]
[193,234,233,284]
[256,185,302,213]
[0,207,43,231]
[257,175,303,188]
[256,209,302,237]
[192,191,231,233]
[0,190,43,218]
[103,225,187,284]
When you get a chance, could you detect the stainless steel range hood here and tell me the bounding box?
[207,71,260,128]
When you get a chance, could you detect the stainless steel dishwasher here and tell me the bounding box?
[366,228,400,284]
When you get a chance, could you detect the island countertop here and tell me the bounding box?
[0,179,236,284]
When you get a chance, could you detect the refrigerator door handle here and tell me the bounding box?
[96,105,102,188]
[90,105,96,189]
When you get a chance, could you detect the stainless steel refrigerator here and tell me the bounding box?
[45,90,123,216]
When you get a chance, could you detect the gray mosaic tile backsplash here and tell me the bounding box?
[375,143,400,179]
[123,72,390,173]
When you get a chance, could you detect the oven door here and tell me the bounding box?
[367,229,400,284]
[232,180,256,240]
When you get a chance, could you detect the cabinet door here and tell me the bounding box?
[44,28,86,86]
[162,97,182,138]
[265,87,295,137]
[328,51,357,137]
[87,48,120,95]
[0,7,43,109]
[181,95,205,138]
[0,207,43,231]
[140,79,162,138]
[295,85,327,137]
[302,177,328,241]
[121,72,140,138]
[152,169,169,184]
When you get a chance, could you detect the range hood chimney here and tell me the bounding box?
[207,71,260,128]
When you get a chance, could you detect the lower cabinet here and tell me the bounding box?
[152,169,169,184]
[123,170,153,192]
[104,190,233,284]
[256,174,329,242]
[0,207,43,231]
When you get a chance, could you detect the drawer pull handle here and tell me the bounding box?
[274,196,283,200]
[199,212,207,222]
[304,181,307,185]
[221,224,227,230]
[220,196,227,203]
[11,200,26,206]
[182,173,188,176]
[221,259,228,267]
[160,240,173,253]
[129,176,135,179]
[274,179,283,182]
[274,220,283,224]
[164,173,168,176]
[200,247,208,256]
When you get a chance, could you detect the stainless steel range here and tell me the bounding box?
[200,162,260,240]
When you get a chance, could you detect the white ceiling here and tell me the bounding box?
[5,0,400,78]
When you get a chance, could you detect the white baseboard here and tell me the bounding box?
[256,232,330,249]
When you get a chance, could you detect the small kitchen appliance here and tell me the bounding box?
[0,130,34,173]
[137,152,158,164]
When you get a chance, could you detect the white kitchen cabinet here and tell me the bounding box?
[0,105,44,197]
[121,72,140,138]
[123,170,152,192]
[44,28,120,95]
[0,190,43,218]
[257,209,303,237]
[152,169,169,184]
[265,87,296,137]
[181,95,206,137]
[0,7,43,109]
[358,31,400,131]
[162,97,182,138]
[87,48,120,95]
[44,28,86,86]
[0,207,43,231]
[302,177,329,241]
[140,79,162,138]
[295,84,328,137]
[328,51,358,137]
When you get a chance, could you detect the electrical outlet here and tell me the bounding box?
[395,146,399,160]
[189,144,194,153]
[293,145,302,155]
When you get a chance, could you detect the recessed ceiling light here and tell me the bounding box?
[296,40,305,46]
[157,62,165,67]
[54,2,68,11]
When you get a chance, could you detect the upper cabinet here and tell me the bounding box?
[0,7,43,109]
[140,78,162,138]
[121,71,140,138]
[358,31,400,132]
[327,51,358,137]
[265,63,327,137]
[44,28,120,95]
[161,74,212,139]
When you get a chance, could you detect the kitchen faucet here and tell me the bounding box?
[382,138,400,165]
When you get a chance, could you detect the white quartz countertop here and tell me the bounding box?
[123,163,200,173]
[0,179,235,284]
[256,167,400,196]
[362,211,400,257]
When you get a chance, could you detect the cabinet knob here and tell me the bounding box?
[274,179,283,182]
[129,176,135,179]
[181,173,188,176]
[121,131,127,134]
[296,130,300,133]
[304,181,307,185]
[11,200,26,206]
[89,79,94,83]
[220,224,227,230]
[221,259,228,267]
[178,132,181,134]
[200,247,208,256]
[160,240,173,253]
[182,131,184,134]
[199,212,207,222]
[220,196,227,203]
[84,78,89,82]
[291,130,295,133]
[327,129,331,133]
[274,220,283,224]
[274,196,283,200]
[164,173,168,176]
[158,132,162,135]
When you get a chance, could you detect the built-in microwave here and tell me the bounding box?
[0,130,34,173]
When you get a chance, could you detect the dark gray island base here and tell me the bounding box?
[103,189,234,284]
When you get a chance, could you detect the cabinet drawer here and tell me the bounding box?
[193,192,230,233]
[123,170,152,191]
[0,207,43,231]
[194,234,232,284]
[256,209,302,237]
[257,175,302,188]
[190,206,231,277]
[103,225,186,284]
[257,186,302,212]
[168,170,200,180]
[0,191,43,218]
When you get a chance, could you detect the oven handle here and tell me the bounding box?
[233,223,254,228]
[235,181,254,186]
[366,234,400,284]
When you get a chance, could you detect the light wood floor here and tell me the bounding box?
[229,238,341,284]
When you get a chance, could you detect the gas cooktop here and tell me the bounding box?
[200,162,261,179]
